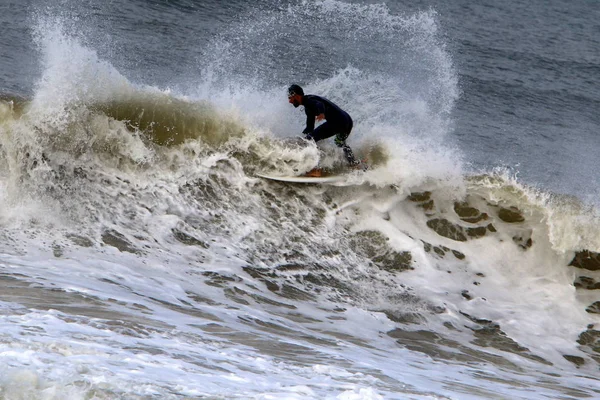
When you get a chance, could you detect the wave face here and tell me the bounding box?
[0,1,599,399]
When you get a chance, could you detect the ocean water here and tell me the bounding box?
[0,0,599,399]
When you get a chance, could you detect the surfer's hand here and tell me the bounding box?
[315,113,325,121]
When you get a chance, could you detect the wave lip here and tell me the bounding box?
[96,93,244,147]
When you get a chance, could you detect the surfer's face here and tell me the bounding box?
[288,94,301,108]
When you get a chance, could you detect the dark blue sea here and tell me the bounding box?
[0,1,599,398]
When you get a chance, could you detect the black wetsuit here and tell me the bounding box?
[301,95,357,164]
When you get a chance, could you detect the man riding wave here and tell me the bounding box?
[287,84,359,167]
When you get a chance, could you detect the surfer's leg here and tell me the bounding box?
[311,120,359,166]
[333,120,359,166]
[339,142,359,165]
[308,121,336,142]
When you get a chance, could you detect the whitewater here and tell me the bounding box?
[0,1,599,399]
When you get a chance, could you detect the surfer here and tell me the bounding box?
[287,84,359,167]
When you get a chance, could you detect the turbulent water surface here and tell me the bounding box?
[0,0,599,399]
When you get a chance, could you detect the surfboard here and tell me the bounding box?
[256,173,348,184]
[257,161,369,185]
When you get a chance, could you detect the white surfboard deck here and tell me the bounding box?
[256,172,348,184]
